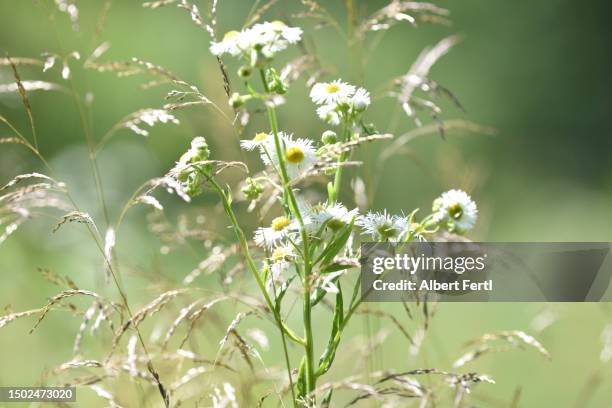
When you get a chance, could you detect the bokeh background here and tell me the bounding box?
[1,0,612,406]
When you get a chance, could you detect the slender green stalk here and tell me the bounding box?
[209,178,305,345]
[329,118,351,204]
[209,177,301,406]
[259,70,316,397]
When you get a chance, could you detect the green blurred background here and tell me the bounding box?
[1,0,611,406]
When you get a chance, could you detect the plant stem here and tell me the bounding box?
[210,177,300,406]
[209,178,305,345]
[259,69,316,398]
[329,118,351,204]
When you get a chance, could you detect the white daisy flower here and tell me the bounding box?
[432,189,478,233]
[210,30,243,57]
[351,87,371,111]
[357,210,408,242]
[265,133,317,178]
[254,215,298,248]
[316,104,341,126]
[252,21,302,47]
[310,79,356,105]
[313,203,359,232]
[210,21,302,60]
[267,245,295,291]
[240,132,272,151]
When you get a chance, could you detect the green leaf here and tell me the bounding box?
[321,389,333,407]
[322,262,354,274]
[296,355,307,399]
[261,264,270,287]
[274,275,295,312]
[315,219,354,266]
[316,282,344,377]
[311,272,342,307]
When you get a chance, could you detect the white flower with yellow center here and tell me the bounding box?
[251,21,302,49]
[357,210,408,242]
[267,245,295,290]
[240,132,272,151]
[263,133,316,178]
[310,79,356,105]
[210,21,302,60]
[254,216,298,248]
[210,30,243,57]
[432,189,478,233]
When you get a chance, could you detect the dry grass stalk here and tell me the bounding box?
[53,211,98,234]
[113,289,187,348]
[356,308,414,345]
[380,120,496,161]
[170,366,208,391]
[178,297,230,348]
[361,0,450,32]
[73,301,98,356]
[183,245,238,284]
[90,384,124,408]
[463,330,551,360]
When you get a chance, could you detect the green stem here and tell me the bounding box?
[259,69,316,398]
[329,118,351,204]
[209,178,305,346]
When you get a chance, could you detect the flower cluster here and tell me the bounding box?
[310,79,371,126]
[210,21,302,66]
[173,136,213,197]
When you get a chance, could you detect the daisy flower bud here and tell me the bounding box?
[241,177,264,201]
[174,137,213,197]
[321,130,338,145]
[229,92,248,108]
[237,65,252,78]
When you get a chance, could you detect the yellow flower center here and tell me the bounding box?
[271,216,291,231]
[271,20,286,27]
[253,132,269,142]
[271,247,290,263]
[325,83,341,94]
[448,203,463,220]
[223,30,240,40]
[285,146,305,164]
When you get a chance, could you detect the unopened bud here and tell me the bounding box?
[321,130,337,145]
[238,65,252,78]
[229,92,245,108]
